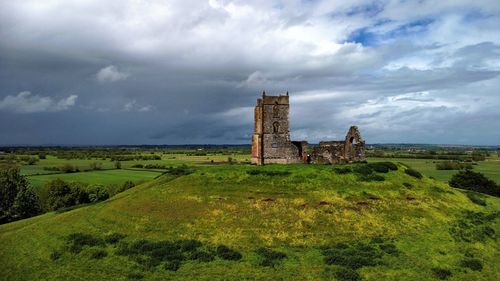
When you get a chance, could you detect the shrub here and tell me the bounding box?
[380,162,398,171]
[449,170,499,197]
[131,164,144,168]
[164,259,182,271]
[43,166,60,171]
[177,239,202,252]
[216,245,242,261]
[134,256,161,270]
[127,272,144,280]
[459,258,483,271]
[189,250,215,262]
[367,162,390,173]
[432,268,452,280]
[164,165,193,176]
[449,211,497,242]
[334,166,352,174]
[89,248,108,259]
[255,247,286,267]
[104,232,126,244]
[353,165,373,176]
[115,241,131,256]
[333,267,361,281]
[322,240,399,270]
[50,251,62,261]
[466,192,486,206]
[403,182,413,188]
[405,168,423,179]
[115,161,121,169]
[357,174,385,182]
[247,170,291,176]
[436,161,472,170]
[65,232,104,253]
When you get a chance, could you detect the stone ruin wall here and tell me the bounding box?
[310,126,366,164]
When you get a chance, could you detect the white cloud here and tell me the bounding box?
[123,100,153,112]
[96,65,129,82]
[0,91,77,113]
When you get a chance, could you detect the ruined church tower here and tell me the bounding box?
[252,91,305,165]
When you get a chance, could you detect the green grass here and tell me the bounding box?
[27,169,162,188]
[368,157,500,184]
[1,163,499,280]
[20,154,250,176]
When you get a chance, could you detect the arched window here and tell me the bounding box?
[273,122,280,133]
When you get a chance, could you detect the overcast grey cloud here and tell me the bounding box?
[0,0,499,145]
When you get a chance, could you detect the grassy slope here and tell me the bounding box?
[1,164,499,281]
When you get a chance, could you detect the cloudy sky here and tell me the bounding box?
[1,0,499,145]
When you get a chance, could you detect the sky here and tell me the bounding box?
[1,0,500,145]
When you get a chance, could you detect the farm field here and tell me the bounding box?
[27,169,162,188]
[19,154,250,176]
[368,157,500,184]
[0,163,499,280]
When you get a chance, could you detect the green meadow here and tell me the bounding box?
[1,162,499,280]
[27,169,162,188]
[368,157,500,184]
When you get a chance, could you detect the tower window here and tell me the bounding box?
[272,143,278,148]
[273,122,280,133]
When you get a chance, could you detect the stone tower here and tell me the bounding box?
[251,91,305,165]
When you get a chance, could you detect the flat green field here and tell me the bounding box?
[20,154,250,176]
[27,169,162,188]
[1,163,499,280]
[368,157,500,184]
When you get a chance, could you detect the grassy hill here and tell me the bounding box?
[1,163,499,281]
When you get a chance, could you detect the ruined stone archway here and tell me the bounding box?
[344,126,365,161]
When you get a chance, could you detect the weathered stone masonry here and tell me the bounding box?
[251,92,366,165]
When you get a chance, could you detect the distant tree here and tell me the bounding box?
[121,180,135,191]
[87,185,109,202]
[115,161,121,169]
[471,151,486,161]
[0,167,28,221]
[60,163,78,173]
[46,179,77,210]
[0,167,41,222]
[12,186,42,219]
[27,157,38,165]
[90,162,102,170]
[38,152,46,159]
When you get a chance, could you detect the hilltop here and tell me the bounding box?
[1,163,499,281]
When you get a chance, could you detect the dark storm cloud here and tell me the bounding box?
[1,0,500,145]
